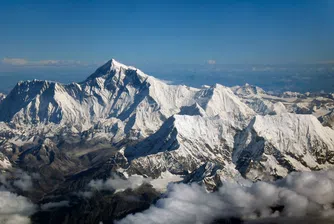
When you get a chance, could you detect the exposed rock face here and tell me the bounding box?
[0,152,11,169]
[320,110,334,129]
[183,162,241,191]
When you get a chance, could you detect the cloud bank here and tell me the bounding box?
[1,57,93,67]
[2,58,28,66]
[118,170,334,224]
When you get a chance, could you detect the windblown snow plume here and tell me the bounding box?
[118,170,334,224]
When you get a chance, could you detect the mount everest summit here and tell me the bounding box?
[0,59,334,223]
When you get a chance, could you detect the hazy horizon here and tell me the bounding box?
[0,60,333,94]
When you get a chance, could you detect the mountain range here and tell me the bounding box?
[0,59,334,224]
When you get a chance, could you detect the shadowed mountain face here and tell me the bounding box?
[0,59,334,224]
[31,184,160,224]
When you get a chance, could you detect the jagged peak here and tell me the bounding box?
[109,58,137,71]
[86,58,148,82]
[231,82,266,96]
[16,79,55,86]
[110,58,126,68]
[10,80,55,96]
[242,83,264,90]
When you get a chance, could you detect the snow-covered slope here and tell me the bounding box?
[0,80,89,126]
[123,114,238,177]
[231,84,287,115]
[232,83,334,122]
[194,84,254,124]
[233,113,334,181]
[243,97,287,115]
[0,58,334,197]
[0,59,253,139]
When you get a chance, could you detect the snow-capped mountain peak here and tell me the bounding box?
[85,59,148,83]
[231,83,266,96]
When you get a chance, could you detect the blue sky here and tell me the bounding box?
[1,0,334,65]
[0,0,334,92]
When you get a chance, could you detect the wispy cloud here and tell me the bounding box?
[76,173,151,198]
[2,57,90,67]
[88,174,150,192]
[251,66,278,72]
[316,60,334,65]
[207,59,216,65]
[2,58,28,66]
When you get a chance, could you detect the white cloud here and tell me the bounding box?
[2,58,28,66]
[0,170,38,192]
[77,174,146,197]
[0,190,37,224]
[84,171,181,197]
[118,170,334,224]
[316,60,334,64]
[252,66,273,72]
[13,172,33,192]
[37,60,60,65]
[0,170,40,223]
[88,174,150,192]
[207,59,216,65]
[2,57,85,67]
